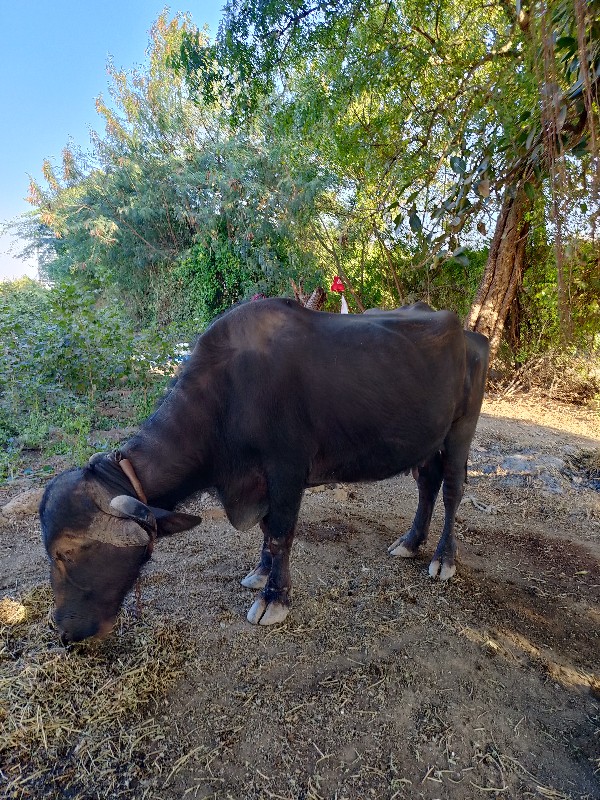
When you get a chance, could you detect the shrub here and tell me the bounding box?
[0,279,179,479]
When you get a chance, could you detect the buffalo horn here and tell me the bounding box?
[109,495,156,530]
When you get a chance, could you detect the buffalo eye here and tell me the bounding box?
[54,550,77,566]
[52,551,92,595]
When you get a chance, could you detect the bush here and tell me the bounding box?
[0,279,180,479]
[164,241,260,332]
[518,236,600,357]
[489,349,600,405]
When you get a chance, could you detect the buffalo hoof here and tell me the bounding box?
[241,566,269,589]
[389,542,417,558]
[428,559,456,581]
[388,535,417,558]
[247,595,290,626]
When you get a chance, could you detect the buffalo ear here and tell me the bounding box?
[150,507,202,537]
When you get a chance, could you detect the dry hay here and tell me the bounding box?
[0,586,190,799]
[490,352,600,406]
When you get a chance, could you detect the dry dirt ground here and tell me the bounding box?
[1,394,599,799]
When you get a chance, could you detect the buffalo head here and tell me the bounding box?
[39,456,201,644]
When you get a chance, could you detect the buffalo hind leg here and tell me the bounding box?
[241,522,272,589]
[428,454,465,580]
[428,330,488,579]
[388,452,443,559]
[428,413,479,580]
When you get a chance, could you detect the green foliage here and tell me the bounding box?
[42,283,131,396]
[410,250,487,318]
[1,280,170,405]
[185,0,525,272]
[0,278,52,409]
[19,407,50,450]
[0,279,178,482]
[0,407,20,483]
[169,241,259,330]
[11,4,600,375]
[518,236,600,358]
[0,408,18,449]
[19,12,326,328]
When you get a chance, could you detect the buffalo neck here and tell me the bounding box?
[119,370,216,509]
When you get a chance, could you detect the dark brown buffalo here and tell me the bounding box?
[39,299,489,643]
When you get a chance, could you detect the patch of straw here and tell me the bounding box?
[490,352,600,406]
[0,586,189,799]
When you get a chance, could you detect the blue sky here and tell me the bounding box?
[0,1,224,280]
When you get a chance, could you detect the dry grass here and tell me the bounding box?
[490,352,600,406]
[2,410,599,800]
[0,586,189,799]
[574,448,600,479]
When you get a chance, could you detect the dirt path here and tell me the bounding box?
[1,395,599,799]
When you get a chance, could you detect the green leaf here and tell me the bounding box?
[571,136,589,157]
[409,212,422,234]
[450,156,466,174]
[556,36,577,52]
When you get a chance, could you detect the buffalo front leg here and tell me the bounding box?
[246,480,303,626]
[388,453,443,558]
[246,526,295,625]
[241,522,272,589]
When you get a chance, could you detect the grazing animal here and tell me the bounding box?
[39,299,489,643]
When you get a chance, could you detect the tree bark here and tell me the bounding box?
[465,183,531,361]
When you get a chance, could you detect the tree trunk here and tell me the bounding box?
[465,183,531,361]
